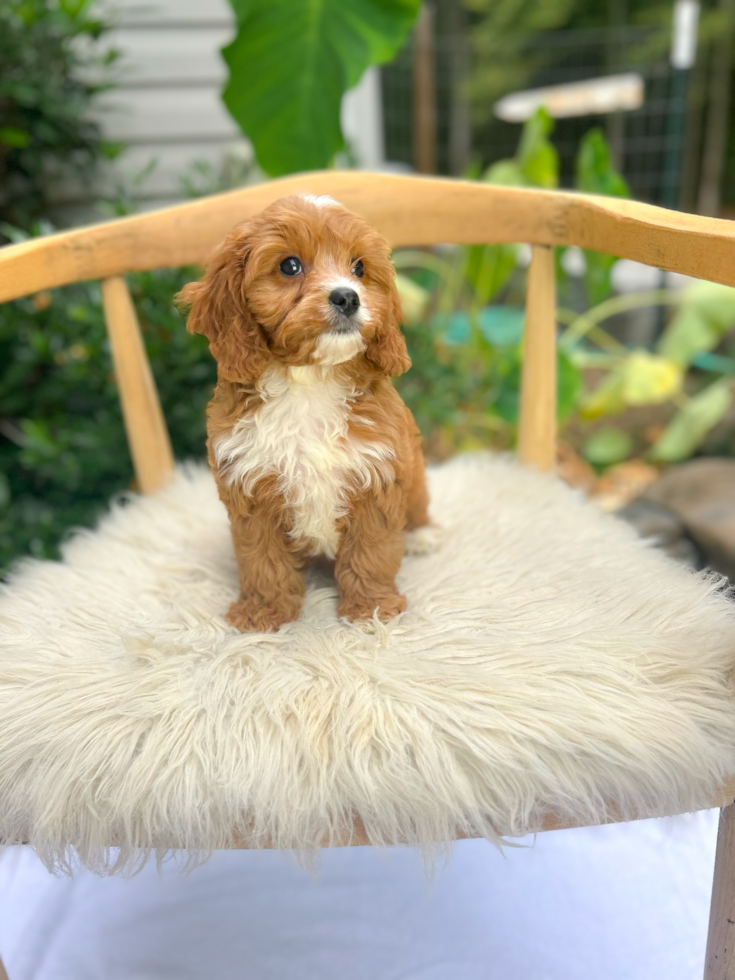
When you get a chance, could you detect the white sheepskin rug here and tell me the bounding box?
[1,454,735,874]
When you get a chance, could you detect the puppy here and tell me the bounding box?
[178,193,432,633]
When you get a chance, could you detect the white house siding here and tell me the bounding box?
[58,0,385,215]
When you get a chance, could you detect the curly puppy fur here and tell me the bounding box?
[178,194,430,632]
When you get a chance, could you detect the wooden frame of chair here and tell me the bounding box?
[1,172,734,978]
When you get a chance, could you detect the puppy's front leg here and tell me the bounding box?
[336,486,407,624]
[225,499,305,633]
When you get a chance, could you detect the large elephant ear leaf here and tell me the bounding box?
[222,0,420,176]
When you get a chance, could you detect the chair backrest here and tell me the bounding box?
[2,171,735,492]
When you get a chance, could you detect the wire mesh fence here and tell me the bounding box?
[381,26,691,207]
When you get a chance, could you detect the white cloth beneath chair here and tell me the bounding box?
[0,812,719,980]
[1,454,734,870]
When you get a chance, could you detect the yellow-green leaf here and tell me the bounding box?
[582,427,633,467]
[621,351,683,405]
[651,379,733,462]
[580,351,682,419]
[580,371,625,419]
[658,281,735,367]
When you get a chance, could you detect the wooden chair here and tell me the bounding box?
[1,172,735,979]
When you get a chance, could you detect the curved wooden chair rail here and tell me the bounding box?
[2,174,735,977]
[5,172,735,294]
[3,170,735,484]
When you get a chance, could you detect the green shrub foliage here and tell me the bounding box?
[0,269,215,571]
[0,0,116,232]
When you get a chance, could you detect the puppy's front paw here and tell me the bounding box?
[338,592,407,624]
[226,597,301,633]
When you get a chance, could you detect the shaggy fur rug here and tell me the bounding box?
[1,454,734,873]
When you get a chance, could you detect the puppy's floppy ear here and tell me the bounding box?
[365,281,411,377]
[175,228,269,383]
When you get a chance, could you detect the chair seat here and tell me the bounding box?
[1,453,734,872]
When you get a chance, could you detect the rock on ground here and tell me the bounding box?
[617,498,702,569]
[642,458,735,579]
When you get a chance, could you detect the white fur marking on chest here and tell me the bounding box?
[213,365,394,558]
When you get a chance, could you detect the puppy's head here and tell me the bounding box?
[177,194,410,383]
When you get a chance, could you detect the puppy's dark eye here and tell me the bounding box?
[351,259,364,279]
[280,256,302,277]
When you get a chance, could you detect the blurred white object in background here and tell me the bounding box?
[561,245,586,278]
[494,74,644,123]
[558,251,695,293]
[671,0,701,70]
[612,260,696,293]
[342,69,386,171]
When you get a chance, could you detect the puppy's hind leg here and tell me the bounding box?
[404,442,443,556]
[405,446,430,531]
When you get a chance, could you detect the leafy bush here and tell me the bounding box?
[394,110,735,466]
[390,109,624,457]
[396,307,582,459]
[0,0,117,233]
[0,269,214,571]
[477,108,630,309]
[567,282,735,466]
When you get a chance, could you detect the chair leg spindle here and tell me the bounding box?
[705,803,735,979]
[518,244,557,472]
[101,276,175,495]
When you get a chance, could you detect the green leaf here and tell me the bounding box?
[222,0,420,175]
[463,243,518,306]
[621,351,683,405]
[0,473,10,510]
[482,108,558,190]
[492,362,521,425]
[574,129,629,305]
[657,281,735,368]
[517,107,559,188]
[582,251,617,308]
[0,126,31,148]
[431,307,525,348]
[575,128,630,198]
[479,306,525,347]
[581,351,683,418]
[581,371,627,420]
[557,348,582,420]
[59,0,90,17]
[582,428,633,467]
[692,352,735,375]
[482,159,526,186]
[651,380,733,463]
[492,347,580,426]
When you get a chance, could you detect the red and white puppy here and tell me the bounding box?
[178,194,433,633]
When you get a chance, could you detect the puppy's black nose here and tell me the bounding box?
[329,286,360,316]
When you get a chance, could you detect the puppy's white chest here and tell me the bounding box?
[213,366,392,558]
